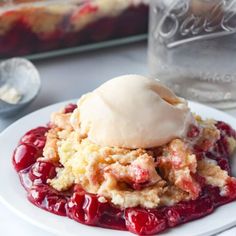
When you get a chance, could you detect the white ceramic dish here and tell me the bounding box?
[0,100,236,236]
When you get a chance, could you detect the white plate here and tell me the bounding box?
[0,100,236,236]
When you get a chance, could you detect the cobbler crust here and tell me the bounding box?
[41,109,236,209]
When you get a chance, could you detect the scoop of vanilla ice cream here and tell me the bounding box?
[71,75,193,149]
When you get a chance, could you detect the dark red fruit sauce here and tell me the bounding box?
[0,4,148,58]
[12,104,236,235]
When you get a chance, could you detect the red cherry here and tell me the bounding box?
[64,104,77,114]
[97,203,126,230]
[46,194,68,216]
[71,3,98,19]
[165,208,182,227]
[203,121,236,173]
[28,161,57,184]
[68,193,100,225]
[192,173,206,188]
[68,193,85,222]
[210,135,230,159]
[83,194,101,225]
[0,19,38,57]
[187,125,200,138]
[12,144,39,172]
[19,169,33,191]
[217,158,230,173]
[28,184,67,216]
[20,127,49,149]
[164,195,213,227]
[125,208,166,235]
[216,121,236,138]
[206,186,233,207]
[226,178,236,200]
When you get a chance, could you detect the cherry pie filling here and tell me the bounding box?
[12,104,236,235]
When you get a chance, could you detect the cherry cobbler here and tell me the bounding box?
[13,75,236,235]
[0,0,149,58]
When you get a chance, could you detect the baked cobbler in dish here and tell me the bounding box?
[0,0,149,58]
[13,75,236,235]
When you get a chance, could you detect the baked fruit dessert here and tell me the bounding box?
[0,0,149,58]
[13,75,236,235]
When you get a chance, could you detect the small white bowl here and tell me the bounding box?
[0,58,41,117]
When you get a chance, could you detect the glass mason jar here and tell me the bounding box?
[148,0,236,109]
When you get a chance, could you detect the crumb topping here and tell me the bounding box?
[42,107,236,209]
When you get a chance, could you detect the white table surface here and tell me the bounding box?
[0,42,236,236]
